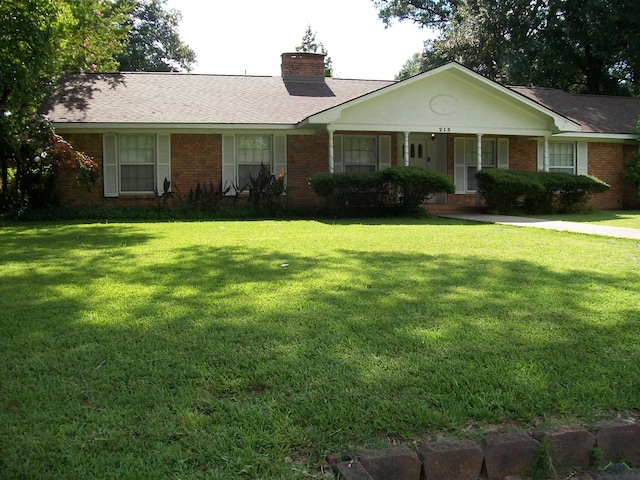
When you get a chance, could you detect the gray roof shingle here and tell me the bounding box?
[511,86,640,134]
[42,69,640,135]
[42,72,392,125]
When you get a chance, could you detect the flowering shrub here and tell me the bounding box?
[45,134,100,190]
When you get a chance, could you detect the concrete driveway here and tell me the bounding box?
[441,213,640,240]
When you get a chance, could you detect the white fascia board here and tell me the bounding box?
[551,132,637,141]
[52,123,303,134]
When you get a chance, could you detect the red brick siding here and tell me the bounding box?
[587,142,637,209]
[170,134,222,198]
[281,53,325,77]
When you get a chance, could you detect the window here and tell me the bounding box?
[465,138,496,191]
[237,135,272,188]
[549,143,575,174]
[119,134,156,193]
[344,136,377,173]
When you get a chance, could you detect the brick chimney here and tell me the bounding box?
[281,52,326,81]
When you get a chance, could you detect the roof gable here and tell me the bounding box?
[307,62,580,135]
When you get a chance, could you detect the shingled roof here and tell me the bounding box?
[42,64,640,136]
[511,86,640,135]
[42,72,392,126]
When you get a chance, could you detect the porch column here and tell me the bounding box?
[328,129,334,173]
[476,133,483,206]
[404,132,410,166]
[543,135,550,172]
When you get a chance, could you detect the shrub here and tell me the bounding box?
[476,169,545,214]
[248,163,288,214]
[380,166,455,210]
[309,166,455,215]
[477,169,610,214]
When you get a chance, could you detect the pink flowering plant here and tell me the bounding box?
[46,134,100,190]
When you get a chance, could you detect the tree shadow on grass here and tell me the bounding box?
[1,226,639,478]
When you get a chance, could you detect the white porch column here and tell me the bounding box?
[476,133,483,173]
[404,132,410,166]
[543,135,550,172]
[476,133,483,206]
[328,129,334,173]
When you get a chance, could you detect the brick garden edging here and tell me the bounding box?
[332,419,640,480]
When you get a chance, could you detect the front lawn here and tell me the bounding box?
[1,219,639,479]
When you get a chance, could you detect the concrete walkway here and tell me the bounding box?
[441,213,640,240]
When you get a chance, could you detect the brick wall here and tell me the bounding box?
[281,53,325,77]
[170,134,222,198]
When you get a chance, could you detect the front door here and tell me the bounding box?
[409,133,447,203]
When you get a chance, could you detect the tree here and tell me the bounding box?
[1,0,195,212]
[116,0,196,72]
[296,25,333,77]
[376,0,640,95]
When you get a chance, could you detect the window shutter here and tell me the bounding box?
[537,140,544,171]
[103,133,118,197]
[156,134,171,196]
[454,137,466,193]
[222,135,235,190]
[577,142,588,174]
[273,135,286,183]
[333,135,343,173]
[497,138,509,169]
[378,135,392,170]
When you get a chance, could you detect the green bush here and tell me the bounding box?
[381,166,455,210]
[309,166,455,215]
[477,169,610,214]
[476,169,545,213]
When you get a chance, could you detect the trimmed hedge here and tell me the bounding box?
[476,169,610,214]
[309,166,455,215]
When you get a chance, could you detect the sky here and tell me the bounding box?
[164,0,437,80]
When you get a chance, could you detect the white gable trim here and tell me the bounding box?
[306,62,581,134]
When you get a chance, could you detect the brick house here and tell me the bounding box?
[43,53,640,210]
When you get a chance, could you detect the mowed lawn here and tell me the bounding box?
[1,218,639,479]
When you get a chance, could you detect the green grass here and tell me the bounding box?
[1,218,640,479]
[532,210,640,228]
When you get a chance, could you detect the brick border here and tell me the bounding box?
[333,419,640,480]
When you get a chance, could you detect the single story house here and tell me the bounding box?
[43,52,640,210]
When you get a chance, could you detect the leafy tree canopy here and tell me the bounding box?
[116,0,196,72]
[376,0,640,96]
[296,25,333,77]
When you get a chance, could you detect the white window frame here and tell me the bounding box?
[103,133,171,198]
[465,138,496,192]
[118,134,157,194]
[236,134,273,189]
[548,142,576,174]
[343,135,378,173]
